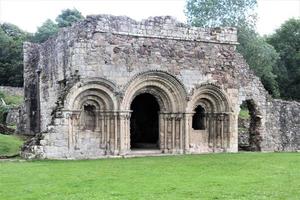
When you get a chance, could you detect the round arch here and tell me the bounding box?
[121,70,188,112]
[187,84,231,113]
[64,78,118,111]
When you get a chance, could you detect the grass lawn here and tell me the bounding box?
[0,153,299,200]
[0,133,23,157]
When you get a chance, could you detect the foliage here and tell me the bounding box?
[56,8,84,28]
[0,91,23,124]
[0,8,85,87]
[237,27,280,97]
[0,91,23,106]
[0,105,9,124]
[267,18,300,100]
[0,133,23,157]
[32,8,84,43]
[0,23,30,87]
[186,0,257,28]
[239,107,250,119]
[0,153,300,199]
[185,0,280,97]
[33,19,59,43]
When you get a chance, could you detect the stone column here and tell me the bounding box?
[119,111,131,155]
[175,113,183,154]
[163,114,168,153]
[208,113,213,148]
[159,112,165,151]
[105,112,110,154]
[114,112,118,155]
[220,113,224,149]
[184,113,193,153]
[171,114,176,153]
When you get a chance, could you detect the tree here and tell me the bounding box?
[185,0,280,97]
[186,0,257,28]
[55,8,84,28]
[33,19,58,43]
[0,23,29,86]
[267,18,300,100]
[32,8,84,43]
[238,26,280,97]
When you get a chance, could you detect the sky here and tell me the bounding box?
[0,0,299,36]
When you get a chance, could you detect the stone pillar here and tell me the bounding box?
[175,113,184,154]
[208,113,213,148]
[184,113,193,153]
[163,114,168,153]
[105,112,110,154]
[119,111,131,154]
[114,112,118,155]
[159,112,165,151]
[171,114,176,153]
[220,113,224,149]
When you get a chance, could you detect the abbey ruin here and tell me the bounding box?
[21,15,300,159]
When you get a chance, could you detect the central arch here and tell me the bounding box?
[130,93,160,149]
[121,70,188,152]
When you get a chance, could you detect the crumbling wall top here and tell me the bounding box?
[78,14,238,44]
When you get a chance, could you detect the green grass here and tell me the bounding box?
[3,94,23,106]
[0,133,23,157]
[0,153,299,200]
[239,108,250,120]
[0,91,23,106]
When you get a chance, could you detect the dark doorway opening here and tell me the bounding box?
[130,93,160,149]
[238,100,262,151]
[192,105,206,130]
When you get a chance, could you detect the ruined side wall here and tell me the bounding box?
[265,100,300,151]
[0,86,23,96]
[23,42,40,135]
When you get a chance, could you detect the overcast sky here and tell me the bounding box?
[0,0,299,35]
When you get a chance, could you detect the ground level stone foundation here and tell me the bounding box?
[20,15,300,159]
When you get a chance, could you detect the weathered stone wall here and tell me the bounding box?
[5,107,20,125]
[265,100,300,151]
[0,86,23,96]
[21,15,300,159]
[23,42,40,135]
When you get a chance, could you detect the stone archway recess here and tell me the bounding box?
[130,93,160,149]
[61,73,234,156]
[64,78,120,155]
[238,99,262,151]
[187,84,232,152]
[121,70,188,153]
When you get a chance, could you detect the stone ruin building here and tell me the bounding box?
[21,15,300,159]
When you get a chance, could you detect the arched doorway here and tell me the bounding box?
[238,99,262,151]
[130,93,160,149]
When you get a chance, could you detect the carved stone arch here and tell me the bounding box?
[121,70,188,112]
[187,83,232,152]
[64,78,118,111]
[187,83,231,113]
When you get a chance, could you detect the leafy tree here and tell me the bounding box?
[33,19,58,43]
[0,8,85,87]
[185,0,280,97]
[267,18,300,100]
[186,0,257,28]
[32,8,84,43]
[55,8,84,28]
[238,27,280,97]
[0,23,29,87]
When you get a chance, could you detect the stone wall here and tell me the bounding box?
[5,107,20,125]
[0,86,23,96]
[21,15,300,159]
[265,99,300,151]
